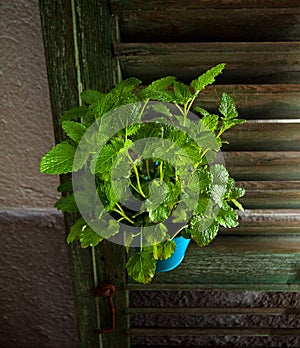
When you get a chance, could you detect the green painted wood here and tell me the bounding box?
[39,1,98,347]
[127,236,300,288]
[111,0,300,11]
[114,8,300,42]
[128,307,300,315]
[73,1,130,347]
[128,327,300,336]
[115,42,300,84]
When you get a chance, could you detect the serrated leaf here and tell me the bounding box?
[81,89,104,105]
[144,223,168,245]
[57,180,72,193]
[173,81,193,105]
[153,239,176,260]
[140,76,176,100]
[126,251,156,284]
[54,194,78,212]
[219,92,238,119]
[191,63,225,93]
[62,121,87,144]
[40,142,76,174]
[228,187,246,200]
[220,118,245,133]
[211,164,229,186]
[59,105,89,124]
[216,206,239,228]
[80,226,103,248]
[67,217,86,244]
[190,216,219,247]
[202,114,219,133]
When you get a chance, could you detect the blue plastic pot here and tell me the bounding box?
[156,236,191,272]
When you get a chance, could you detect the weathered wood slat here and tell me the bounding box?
[127,283,300,292]
[195,84,300,119]
[237,182,300,209]
[128,327,300,336]
[133,85,300,119]
[224,152,300,180]
[115,9,300,42]
[222,209,300,235]
[73,1,130,347]
[127,236,300,287]
[128,307,300,315]
[223,122,300,151]
[116,42,300,84]
[112,0,300,11]
[39,1,98,346]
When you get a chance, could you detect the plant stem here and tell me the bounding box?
[133,165,147,198]
[159,161,163,182]
[146,159,150,179]
[127,153,147,198]
[170,224,189,240]
[114,203,135,224]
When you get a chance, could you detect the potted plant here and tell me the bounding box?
[40,63,245,284]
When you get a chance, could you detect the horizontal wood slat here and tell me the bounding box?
[127,236,300,287]
[115,9,300,42]
[238,182,300,209]
[223,122,300,151]
[127,283,300,292]
[128,327,300,336]
[195,84,300,119]
[116,42,300,84]
[224,152,300,180]
[112,1,300,11]
[224,209,300,234]
[128,307,300,315]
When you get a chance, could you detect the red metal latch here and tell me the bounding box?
[95,283,116,334]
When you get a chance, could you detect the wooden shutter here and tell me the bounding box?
[40,0,300,347]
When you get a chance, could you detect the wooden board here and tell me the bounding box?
[116,42,300,84]
[114,8,300,42]
[127,236,300,288]
[112,0,300,11]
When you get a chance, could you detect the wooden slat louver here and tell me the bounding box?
[112,0,300,346]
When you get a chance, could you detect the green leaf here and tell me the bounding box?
[202,113,219,133]
[153,239,176,260]
[40,142,76,174]
[59,105,89,124]
[173,81,193,105]
[57,180,72,193]
[89,218,120,239]
[54,194,78,212]
[211,164,229,186]
[227,187,246,200]
[219,92,238,119]
[216,206,239,228]
[67,217,86,244]
[126,251,156,284]
[191,63,225,93]
[190,216,219,247]
[81,89,104,105]
[80,226,103,248]
[144,223,168,245]
[220,118,245,133]
[62,121,87,144]
[140,76,176,100]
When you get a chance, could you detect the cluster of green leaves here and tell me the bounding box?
[40,63,246,284]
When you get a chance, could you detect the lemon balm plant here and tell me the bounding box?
[40,64,245,284]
